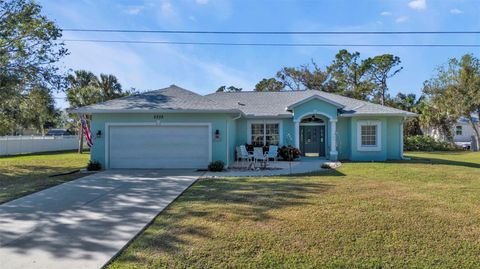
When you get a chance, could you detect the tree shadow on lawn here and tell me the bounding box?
[392,155,480,169]
[116,176,335,261]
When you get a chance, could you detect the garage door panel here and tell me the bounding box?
[108,125,210,169]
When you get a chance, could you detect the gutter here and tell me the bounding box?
[339,112,417,117]
[70,108,245,115]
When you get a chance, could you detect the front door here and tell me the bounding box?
[300,126,325,157]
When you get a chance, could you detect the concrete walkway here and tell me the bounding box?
[203,157,330,177]
[0,170,201,269]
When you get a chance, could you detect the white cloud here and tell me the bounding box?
[450,8,462,14]
[380,11,392,16]
[396,16,409,23]
[160,1,177,18]
[124,6,143,15]
[408,0,427,10]
[196,0,209,4]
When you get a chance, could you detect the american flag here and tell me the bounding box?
[81,116,93,148]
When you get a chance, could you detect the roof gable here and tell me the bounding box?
[286,94,345,110]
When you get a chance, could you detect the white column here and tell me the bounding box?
[329,119,338,160]
[294,121,300,149]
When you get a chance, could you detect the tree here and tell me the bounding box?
[423,54,480,149]
[276,61,330,91]
[216,85,242,92]
[327,50,374,100]
[0,0,66,135]
[66,71,102,108]
[20,86,58,135]
[363,54,403,105]
[387,92,424,136]
[0,0,67,90]
[96,74,129,100]
[66,70,131,152]
[254,78,284,92]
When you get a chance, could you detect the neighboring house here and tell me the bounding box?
[423,117,479,149]
[74,85,416,169]
[453,117,479,144]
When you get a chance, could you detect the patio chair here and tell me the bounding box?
[238,145,253,168]
[266,145,279,163]
[253,147,268,169]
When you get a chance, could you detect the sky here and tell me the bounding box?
[37,0,480,109]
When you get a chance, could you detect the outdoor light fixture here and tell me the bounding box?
[96,130,102,138]
[215,129,220,139]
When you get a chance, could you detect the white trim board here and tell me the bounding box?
[104,121,212,169]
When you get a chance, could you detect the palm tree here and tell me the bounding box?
[66,71,131,153]
[66,70,101,153]
[66,70,101,108]
[96,74,128,101]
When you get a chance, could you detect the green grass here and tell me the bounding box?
[108,151,480,269]
[0,151,90,204]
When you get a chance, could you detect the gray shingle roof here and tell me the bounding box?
[73,85,236,113]
[206,90,416,117]
[74,85,415,117]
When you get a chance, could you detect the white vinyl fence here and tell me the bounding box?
[0,135,80,156]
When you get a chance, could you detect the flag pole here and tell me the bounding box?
[78,114,84,154]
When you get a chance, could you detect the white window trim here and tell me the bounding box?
[357,120,382,151]
[247,120,283,146]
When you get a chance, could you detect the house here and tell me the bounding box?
[452,117,479,146]
[74,85,416,169]
[424,117,479,149]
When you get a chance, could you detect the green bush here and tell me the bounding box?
[278,146,301,161]
[87,160,102,171]
[208,160,225,172]
[404,135,460,151]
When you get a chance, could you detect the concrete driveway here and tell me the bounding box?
[0,170,201,269]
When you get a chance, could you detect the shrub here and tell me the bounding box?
[278,146,301,161]
[208,160,225,172]
[87,160,102,171]
[404,135,460,151]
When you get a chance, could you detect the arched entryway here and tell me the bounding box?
[293,111,338,160]
[299,114,327,157]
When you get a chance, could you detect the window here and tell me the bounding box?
[251,123,264,146]
[456,125,463,136]
[249,121,280,146]
[265,123,279,145]
[300,117,324,124]
[357,121,381,151]
[361,125,377,146]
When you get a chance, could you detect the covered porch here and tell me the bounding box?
[293,113,338,161]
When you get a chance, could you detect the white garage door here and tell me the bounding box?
[108,125,210,169]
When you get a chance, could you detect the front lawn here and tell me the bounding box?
[108,151,480,268]
[0,151,90,203]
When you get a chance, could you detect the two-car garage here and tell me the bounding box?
[107,124,211,169]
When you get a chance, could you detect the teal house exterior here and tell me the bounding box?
[74,85,415,169]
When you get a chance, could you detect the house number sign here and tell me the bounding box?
[153,115,164,119]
